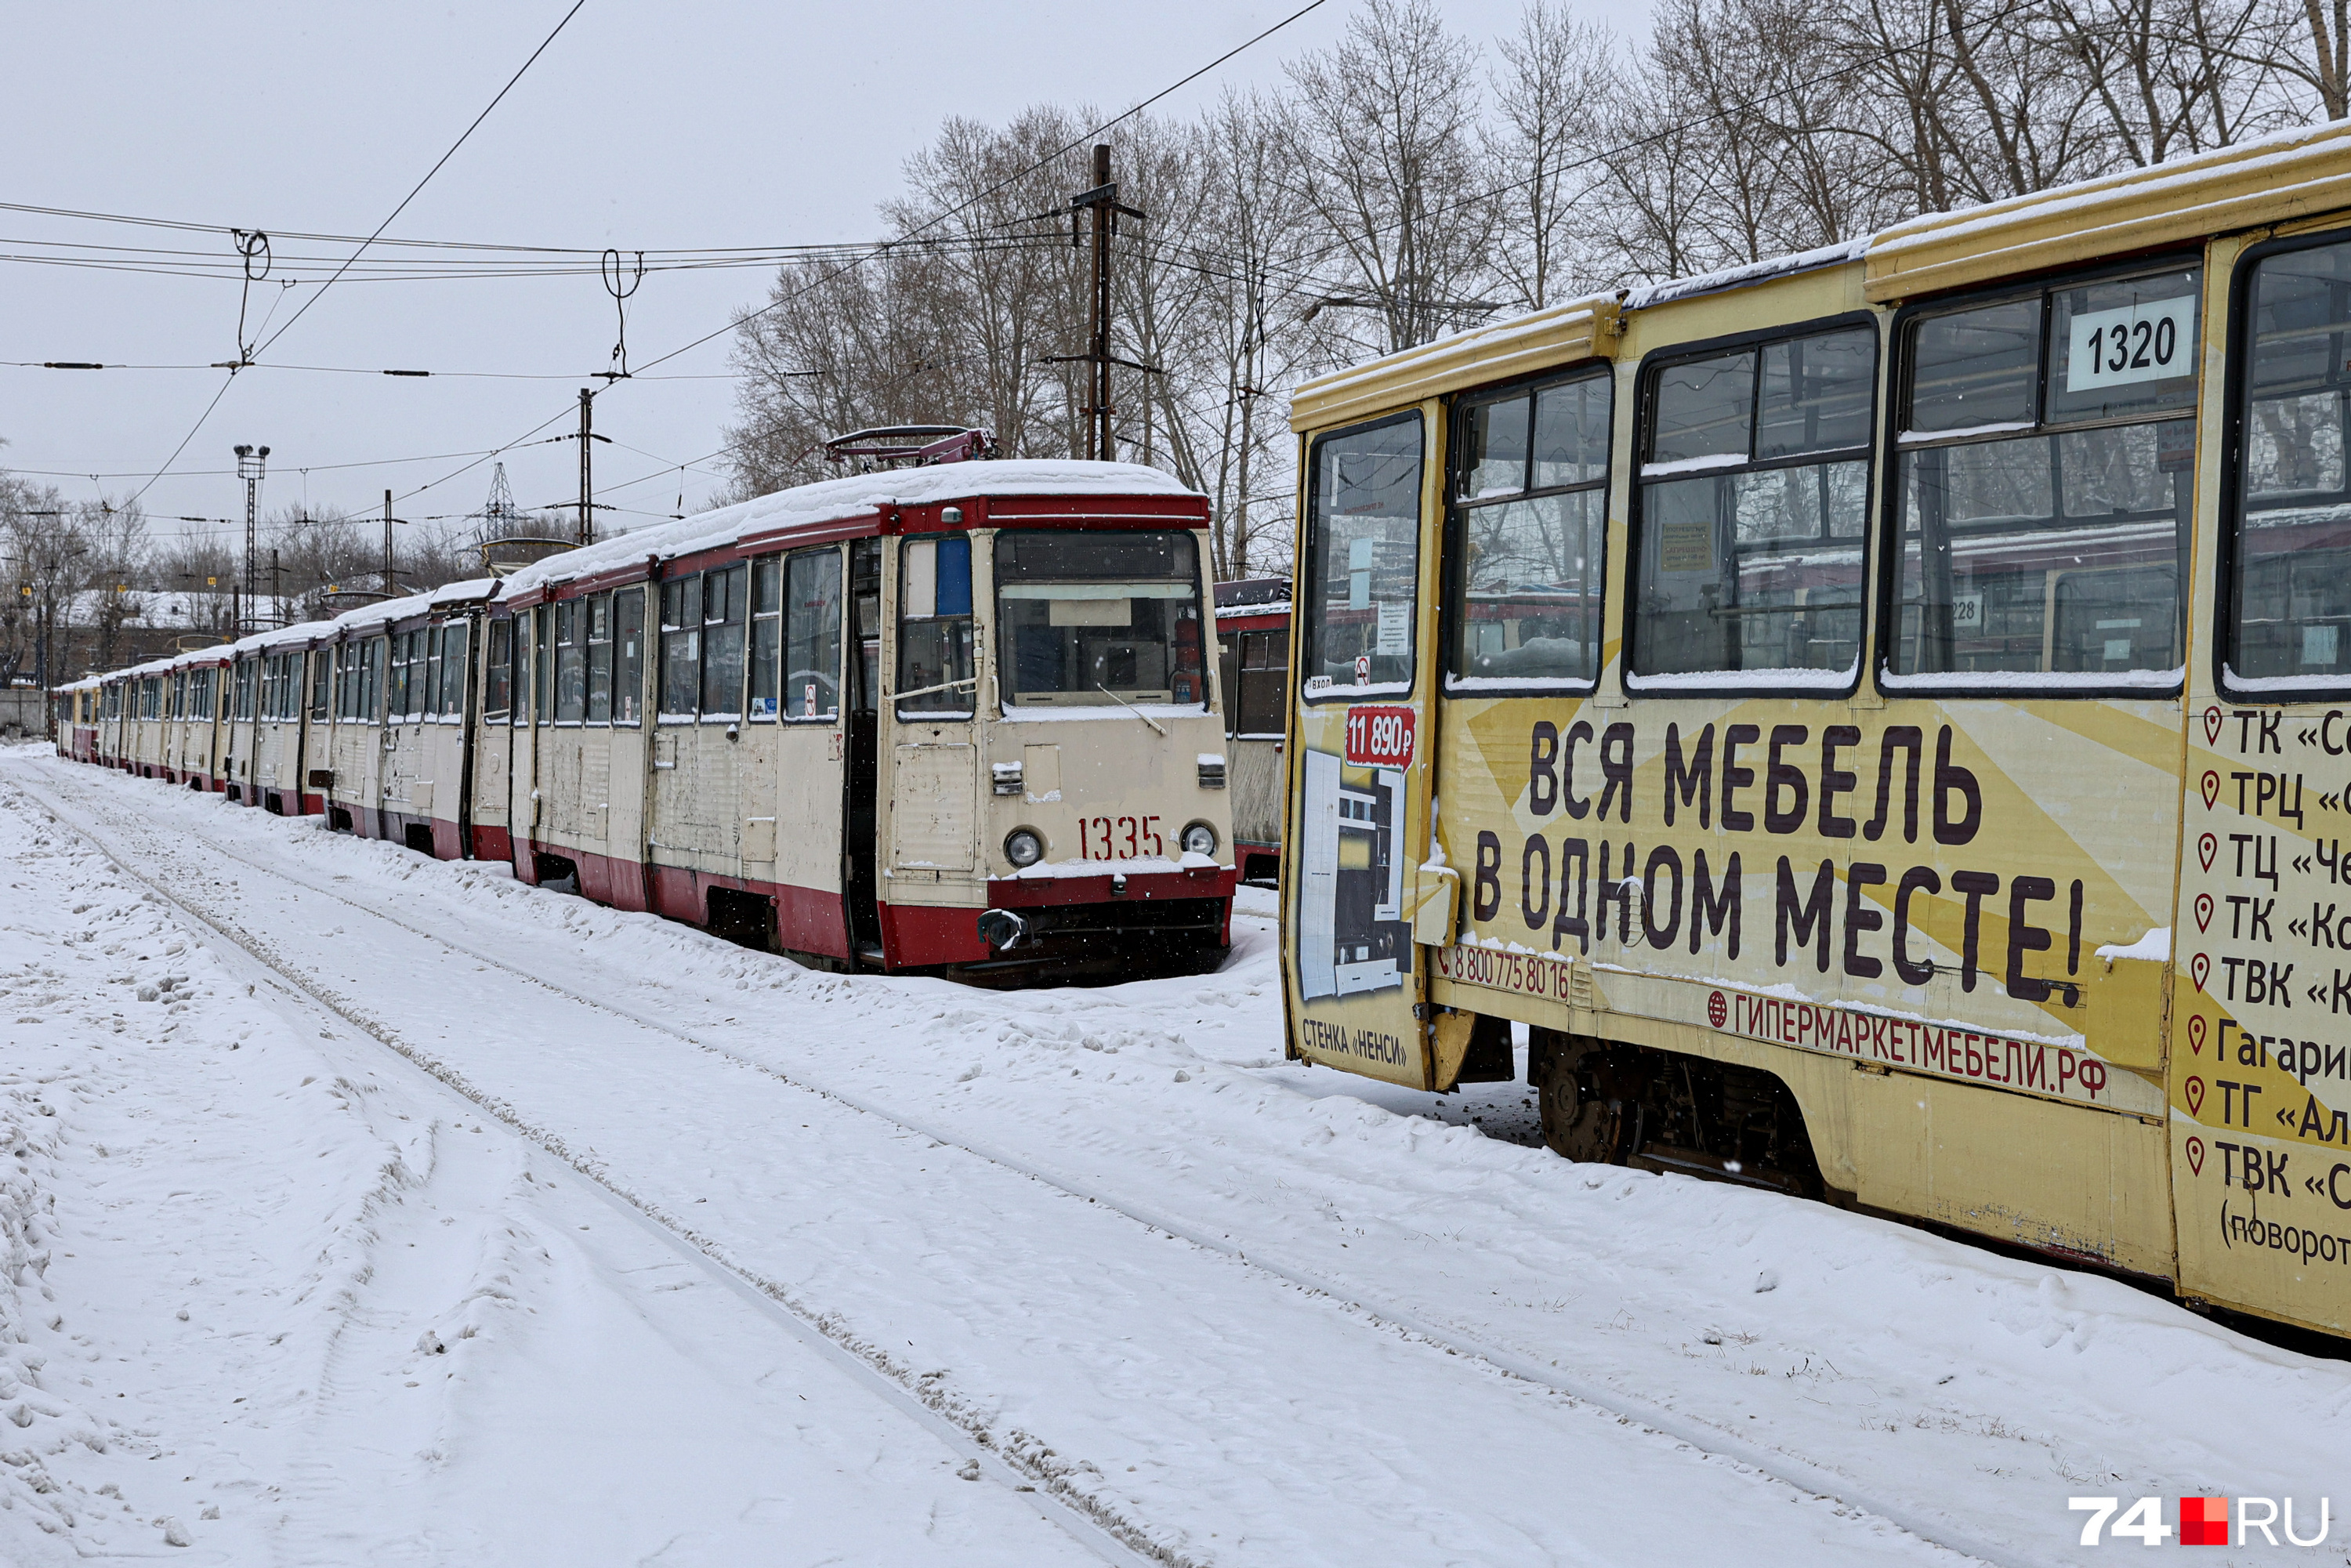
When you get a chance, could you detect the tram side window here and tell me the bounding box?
[439,622,468,720]
[233,659,255,722]
[748,559,781,721]
[1449,370,1611,687]
[784,549,841,720]
[534,607,552,725]
[553,600,586,724]
[364,637,385,722]
[389,631,415,722]
[587,594,613,724]
[426,627,449,719]
[1237,629,1288,735]
[1303,413,1422,694]
[1888,263,2198,687]
[897,536,974,718]
[614,587,644,725]
[1632,325,1873,685]
[484,621,513,720]
[660,576,701,719]
[2228,238,2351,690]
[702,563,748,719]
[422,628,444,719]
[310,651,329,721]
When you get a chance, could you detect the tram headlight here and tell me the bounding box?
[1004,827,1045,868]
[1180,820,1219,858]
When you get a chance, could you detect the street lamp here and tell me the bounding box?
[233,444,269,635]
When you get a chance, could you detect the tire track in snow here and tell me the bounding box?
[4,773,1164,1568]
[14,759,2021,1568]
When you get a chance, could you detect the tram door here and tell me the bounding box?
[1285,411,1448,1088]
[843,540,884,961]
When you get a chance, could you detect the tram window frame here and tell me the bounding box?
[484,619,513,721]
[233,657,256,722]
[534,607,552,726]
[367,636,386,723]
[658,575,701,722]
[310,650,330,722]
[1626,313,1878,696]
[438,621,468,722]
[586,593,614,725]
[1237,628,1289,737]
[701,563,749,722]
[1443,365,1614,693]
[2219,225,2351,700]
[388,629,413,722]
[1301,411,1425,701]
[614,587,644,726]
[748,557,781,722]
[554,599,587,725]
[897,534,976,721]
[422,627,444,720]
[783,547,842,722]
[1878,255,2201,697]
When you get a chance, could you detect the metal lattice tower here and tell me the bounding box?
[477,463,524,545]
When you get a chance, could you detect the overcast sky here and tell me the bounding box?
[3,0,1575,556]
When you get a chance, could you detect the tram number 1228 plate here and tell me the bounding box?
[1345,705,1416,769]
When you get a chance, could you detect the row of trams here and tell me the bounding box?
[45,462,1288,982]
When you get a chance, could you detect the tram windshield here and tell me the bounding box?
[994,530,1207,708]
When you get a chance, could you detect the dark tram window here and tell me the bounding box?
[1889,263,2198,690]
[1632,324,1874,686]
[1301,413,1422,697]
[1447,369,1611,688]
[2227,237,2351,693]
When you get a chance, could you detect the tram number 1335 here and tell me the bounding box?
[1075,815,1165,860]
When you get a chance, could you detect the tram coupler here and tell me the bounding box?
[976,908,1029,951]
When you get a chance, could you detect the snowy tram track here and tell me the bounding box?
[12,759,1998,1566]
[9,774,1165,1568]
[24,784,2041,1566]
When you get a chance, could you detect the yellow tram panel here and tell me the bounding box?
[1281,122,2351,1342]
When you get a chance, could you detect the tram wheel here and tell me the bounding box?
[1538,1039,1639,1165]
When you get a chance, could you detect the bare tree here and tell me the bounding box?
[1486,3,1617,310]
[1288,0,1499,352]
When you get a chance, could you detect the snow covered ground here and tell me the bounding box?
[2,742,2346,1566]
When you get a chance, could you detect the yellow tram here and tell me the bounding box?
[1278,121,2351,1341]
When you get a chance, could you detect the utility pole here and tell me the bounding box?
[1045,146,1151,463]
[270,548,281,629]
[382,490,397,599]
[234,444,268,636]
[578,388,594,545]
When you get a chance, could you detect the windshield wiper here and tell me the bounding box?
[1097,684,1168,737]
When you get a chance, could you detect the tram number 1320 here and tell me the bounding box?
[1075,815,1165,860]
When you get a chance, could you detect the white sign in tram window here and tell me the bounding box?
[2065,295,2196,393]
[1375,598,1411,654]
[1951,592,1983,629]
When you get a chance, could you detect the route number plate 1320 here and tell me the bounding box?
[1344,705,1415,768]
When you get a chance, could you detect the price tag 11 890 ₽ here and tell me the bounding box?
[1343,705,1415,768]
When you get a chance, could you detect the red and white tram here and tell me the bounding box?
[64,459,1238,981]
